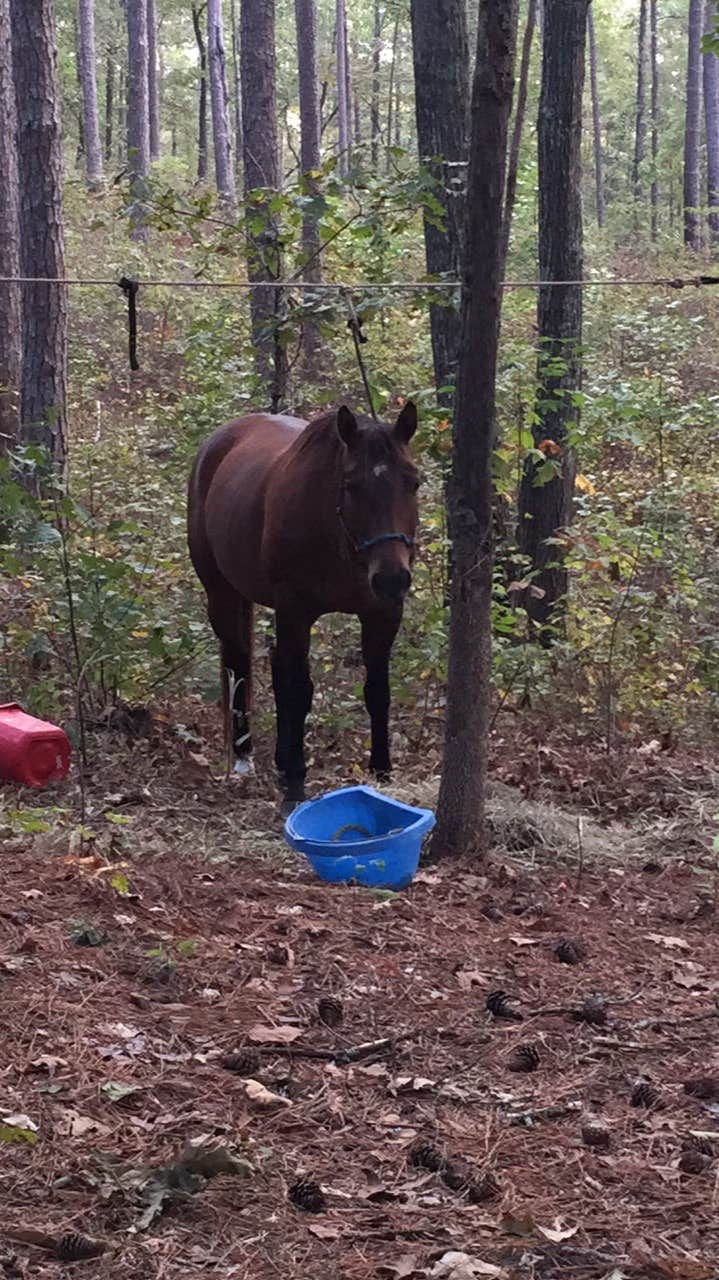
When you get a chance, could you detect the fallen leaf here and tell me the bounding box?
[431,1251,504,1279]
[248,1024,303,1045]
[377,1255,421,1278]
[2,1113,37,1132]
[509,934,540,947]
[307,1223,342,1241]
[180,1137,254,1178]
[101,1080,142,1103]
[60,1110,112,1138]
[113,913,136,926]
[101,1021,141,1040]
[645,933,690,950]
[244,1078,293,1109]
[25,1055,67,1075]
[537,1220,578,1243]
[392,1075,436,1093]
[21,889,43,899]
[357,1063,389,1079]
[500,1212,535,1237]
[455,968,486,992]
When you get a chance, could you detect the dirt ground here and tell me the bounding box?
[2,718,719,1280]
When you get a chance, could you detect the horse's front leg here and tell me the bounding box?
[271,602,314,816]
[361,611,401,779]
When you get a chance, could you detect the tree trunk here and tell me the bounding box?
[74,13,85,169]
[431,0,518,859]
[587,4,605,227]
[0,0,20,451]
[704,0,719,242]
[294,0,323,365]
[192,3,209,181]
[684,0,705,250]
[10,0,68,474]
[411,0,469,405]
[77,0,104,190]
[126,0,150,238]
[105,45,115,162]
[649,0,655,240]
[241,0,287,408]
[386,10,399,168]
[502,0,537,260]
[371,0,381,168]
[633,0,648,208]
[229,0,243,186]
[208,0,235,207]
[336,0,350,173]
[147,0,160,161]
[517,0,589,631]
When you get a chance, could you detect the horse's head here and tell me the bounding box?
[336,402,419,608]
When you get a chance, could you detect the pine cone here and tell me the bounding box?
[55,1233,106,1262]
[317,996,344,1028]
[679,1148,711,1175]
[266,942,291,966]
[682,1133,715,1157]
[289,1178,326,1214]
[441,1157,475,1193]
[467,1171,500,1204]
[408,1140,444,1173]
[684,1077,719,1101]
[581,1119,611,1150]
[222,1047,261,1076]
[507,1043,540,1073]
[554,938,586,965]
[630,1079,661,1109]
[571,993,608,1027]
[486,989,523,1021]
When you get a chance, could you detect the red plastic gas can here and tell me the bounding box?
[0,704,71,787]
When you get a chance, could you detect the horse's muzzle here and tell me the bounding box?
[371,567,412,605]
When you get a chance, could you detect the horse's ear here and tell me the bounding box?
[336,405,359,448]
[394,400,417,444]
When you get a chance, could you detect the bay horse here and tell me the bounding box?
[187,402,419,815]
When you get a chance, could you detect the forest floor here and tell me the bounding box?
[2,711,719,1280]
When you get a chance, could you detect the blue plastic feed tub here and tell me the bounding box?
[284,785,435,890]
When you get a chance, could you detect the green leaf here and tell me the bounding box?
[0,1123,38,1146]
[101,1080,141,1103]
[110,871,131,896]
[105,811,133,826]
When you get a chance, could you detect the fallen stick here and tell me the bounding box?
[251,1031,417,1065]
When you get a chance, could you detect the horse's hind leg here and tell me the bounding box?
[207,592,254,774]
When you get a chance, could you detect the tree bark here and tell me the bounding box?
[371,0,381,168]
[147,0,160,161]
[208,0,235,207]
[241,0,287,408]
[336,0,350,173]
[126,0,150,238]
[77,0,104,190]
[229,0,243,186]
[0,0,20,451]
[432,0,518,859]
[587,4,605,227]
[105,45,115,162]
[192,3,209,181]
[684,0,705,250]
[704,0,719,242]
[411,0,469,405]
[650,0,659,238]
[386,9,399,168]
[10,0,68,474]
[633,0,649,208]
[517,0,589,631]
[294,0,323,365]
[502,0,537,260]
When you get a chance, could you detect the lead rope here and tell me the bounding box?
[341,288,378,421]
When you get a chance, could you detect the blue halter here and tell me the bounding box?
[355,532,415,552]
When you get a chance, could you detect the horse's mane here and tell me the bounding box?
[292,409,399,468]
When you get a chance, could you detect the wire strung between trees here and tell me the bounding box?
[2,274,719,289]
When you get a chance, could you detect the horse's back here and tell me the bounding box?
[188,413,307,603]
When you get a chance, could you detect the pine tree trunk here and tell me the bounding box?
[74,13,85,169]
[633,0,649,208]
[371,0,381,168]
[386,10,399,168]
[0,0,20,450]
[431,0,519,859]
[502,0,537,260]
[294,0,323,365]
[192,3,208,181]
[105,46,115,162]
[10,0,68,474]
[684,0,705,250]
[650,0,659,238]
[336,0,350,172]
[208,0,235,206]
[116,64,125,164]
[229,0,243,187]
[704,0,719,242]
[587,4,605,227]
[126,0,150,238]
[517,0,590,632]
[411,0,469,405]
[77,0,104,190]
[147,0,160,161]
[241,0,287,407]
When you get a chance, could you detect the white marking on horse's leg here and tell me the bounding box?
[232,756,255,777]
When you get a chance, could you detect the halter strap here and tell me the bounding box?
[336,507,415,555]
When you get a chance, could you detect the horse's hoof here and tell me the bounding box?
[232,757,255,777]
[279,797,302,820]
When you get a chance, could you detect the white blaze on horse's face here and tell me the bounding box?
[336,401,419,609]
